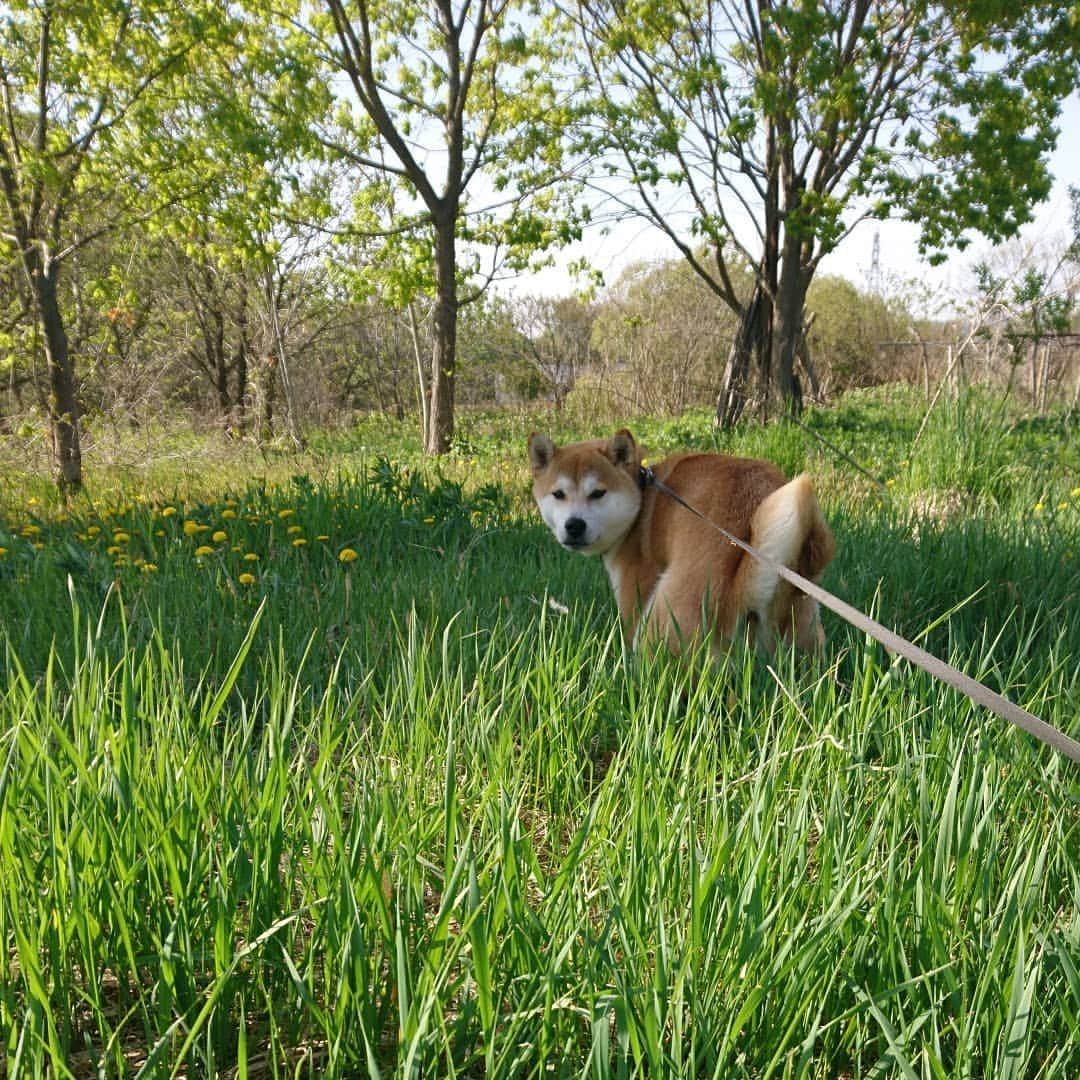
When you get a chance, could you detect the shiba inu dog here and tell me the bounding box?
[528,429,835,654]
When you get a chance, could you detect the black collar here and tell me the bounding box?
[638,465,655,490]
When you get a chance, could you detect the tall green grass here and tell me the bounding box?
[0,389,1077,1076]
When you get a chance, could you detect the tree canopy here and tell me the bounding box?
[570,0,1078,421]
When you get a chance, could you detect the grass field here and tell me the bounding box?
[1,387,1078,1077]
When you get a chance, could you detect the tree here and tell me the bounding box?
[967,230,1078,409]
[514,293,596,408]
[571,0,1078,425]
[310,0,584,453]
[590,257,746,414]
[804,275,913,393]
[0,0,239,490]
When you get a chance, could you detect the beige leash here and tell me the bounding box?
[641,468,1080,764]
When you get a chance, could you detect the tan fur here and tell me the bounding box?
[528,429,836,655]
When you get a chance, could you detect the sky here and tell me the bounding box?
[518,93,1080,306]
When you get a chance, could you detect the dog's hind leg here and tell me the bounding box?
[638,567,740,655]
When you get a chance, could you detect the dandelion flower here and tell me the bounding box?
[238,572,256,585]
[141,563,157,573]
[183,520,203,536]
[1072,487,1080,499]
[1034,502,1045,514]
[212,530,228,543]
[161,506,177,518]
[243,552,259,562]
[196,545,214,557]
[292,538,307,547]
[221,509,237,520]
[339,548,359,563]
[278,508,295,519]
[287,524,303,535]
[112,531,130,543]
[0,547,9,557]
[87,525,101,536]
[423,516,436,525]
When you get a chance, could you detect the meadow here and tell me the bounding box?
[0,386,1077,1078]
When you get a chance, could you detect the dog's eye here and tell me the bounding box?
[552,490,565,500]
[588,489,606,500]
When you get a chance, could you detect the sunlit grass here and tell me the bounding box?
[0,387,1077,1076]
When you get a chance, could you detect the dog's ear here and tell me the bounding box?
[606,429,638,468]
[528,433,556,474]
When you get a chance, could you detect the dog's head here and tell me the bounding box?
[527,429,643,555]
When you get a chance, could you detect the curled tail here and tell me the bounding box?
[737,474,836,648]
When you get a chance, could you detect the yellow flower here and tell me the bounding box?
[317,534,329,542]
[141,563,158,573]
[87,525,101,536]
[112,531,130,543]
[221,509,237,520]
[195,545,214,556]
[212,530,228,543]
[238,572,256,585]
[278,508,295,519]
[107,545,122,556]
[338,548,359,563]
[243,552,259,562]
[183,520,204,536]
[287,524,303,535]
[1057,502,1068,512]
[0,547,8,557]
[33,542,44,551]
[423,516,435,525]
[1071,487,1080,499]
[292,538,307,547]
[885,478,896,488]
[20,524,41,537]
[1033,502,1045,514]
[161,506,177,518]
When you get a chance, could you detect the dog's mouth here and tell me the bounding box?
[561,537,589,550]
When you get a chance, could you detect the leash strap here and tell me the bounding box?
[640,467,1080,764]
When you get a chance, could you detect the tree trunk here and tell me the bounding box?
[212,311,231,420]
[716,282,773,429]
[33,267,82,491]
[773,232,809,416]
[259,353,276,443]
[426,215,457,455]
[717,289,760,428]
[262,268,305,449]
[407,302,429,446]
[233,278,250,432]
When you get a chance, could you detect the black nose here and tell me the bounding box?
[564,517,586,541]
